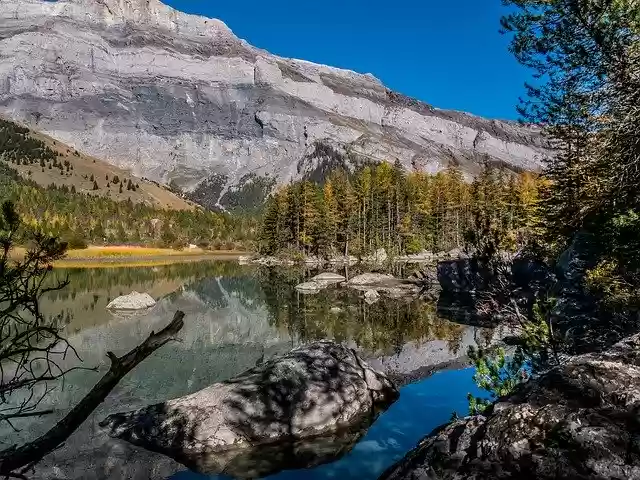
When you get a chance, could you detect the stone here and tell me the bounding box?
[310,272,346,284]
[364,289,380,304]
[101,341,398,477]
[379,332,640,480]
[295,273,346,293]
[0,0,551,211]
[347,273,396,287]
[106,292,156,310]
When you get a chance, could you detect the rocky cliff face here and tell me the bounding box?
[0,0,551,208]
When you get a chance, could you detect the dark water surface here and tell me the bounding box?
[4,261,492,480]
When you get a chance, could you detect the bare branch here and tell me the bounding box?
[0,310,185,476]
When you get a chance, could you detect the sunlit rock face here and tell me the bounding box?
[0,0,550,208]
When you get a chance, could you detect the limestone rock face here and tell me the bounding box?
[379,333,640,480]
[0,0,550,208]
[101,341,398,477]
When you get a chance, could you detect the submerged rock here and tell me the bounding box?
[310,272,346,284]
[106,292,156,310]
[347,273,396,287]
[379,332,640,480]
[295,273,346,294]
[294,282,323,294]
[101,341,398,478]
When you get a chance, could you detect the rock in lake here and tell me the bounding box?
[295,273,346,294]
[310,272,347,285]
[101,341,398,478]
[379,332,640,480]
[106,292,156,310]
[347,273,396,287]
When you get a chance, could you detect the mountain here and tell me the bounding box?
[0,0,551,210]
[0,117,195,210]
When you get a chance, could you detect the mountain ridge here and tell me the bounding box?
[0,0,551,209]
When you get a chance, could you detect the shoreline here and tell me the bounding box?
[12,245,248,268]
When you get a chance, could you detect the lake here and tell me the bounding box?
[3,260,495,480]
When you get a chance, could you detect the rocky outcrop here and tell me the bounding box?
[106,292,156,310]
[0,0,550,209]
[379,333,640,480]
[101,341,398,477]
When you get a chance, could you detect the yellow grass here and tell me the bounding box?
[11,245,246,268]
[64,246,204,258]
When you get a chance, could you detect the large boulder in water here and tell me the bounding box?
[379,333,640,480]
[101,341,398,478]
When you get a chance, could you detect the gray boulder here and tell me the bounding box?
[379,333,640,480]
[347,273,396,287]
[310,272,347,284]
[106,292,156,310]
[295,273,346,294]
[101,341,398,477]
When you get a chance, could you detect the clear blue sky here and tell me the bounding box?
[164,0,529,120]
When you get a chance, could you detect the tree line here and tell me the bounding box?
[258,161,541,258]
[0,163,253,249]
[466,0,640,413]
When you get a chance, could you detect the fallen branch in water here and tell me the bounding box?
[0,310,185,478]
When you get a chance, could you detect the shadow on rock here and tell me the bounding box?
[101,341,398,479]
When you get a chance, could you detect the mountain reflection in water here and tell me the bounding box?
[6,261,494,480]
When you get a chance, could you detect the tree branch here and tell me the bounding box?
[0,310,185,476]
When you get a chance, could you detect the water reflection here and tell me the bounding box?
[5,262,495,480]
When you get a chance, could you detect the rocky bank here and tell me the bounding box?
[379,332,640,480]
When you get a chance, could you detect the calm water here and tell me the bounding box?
[5,261,493,480]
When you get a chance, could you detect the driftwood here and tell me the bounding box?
[0,310,185,478]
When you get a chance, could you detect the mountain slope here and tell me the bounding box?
[0,117,195,210]
[0,0,551,209]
